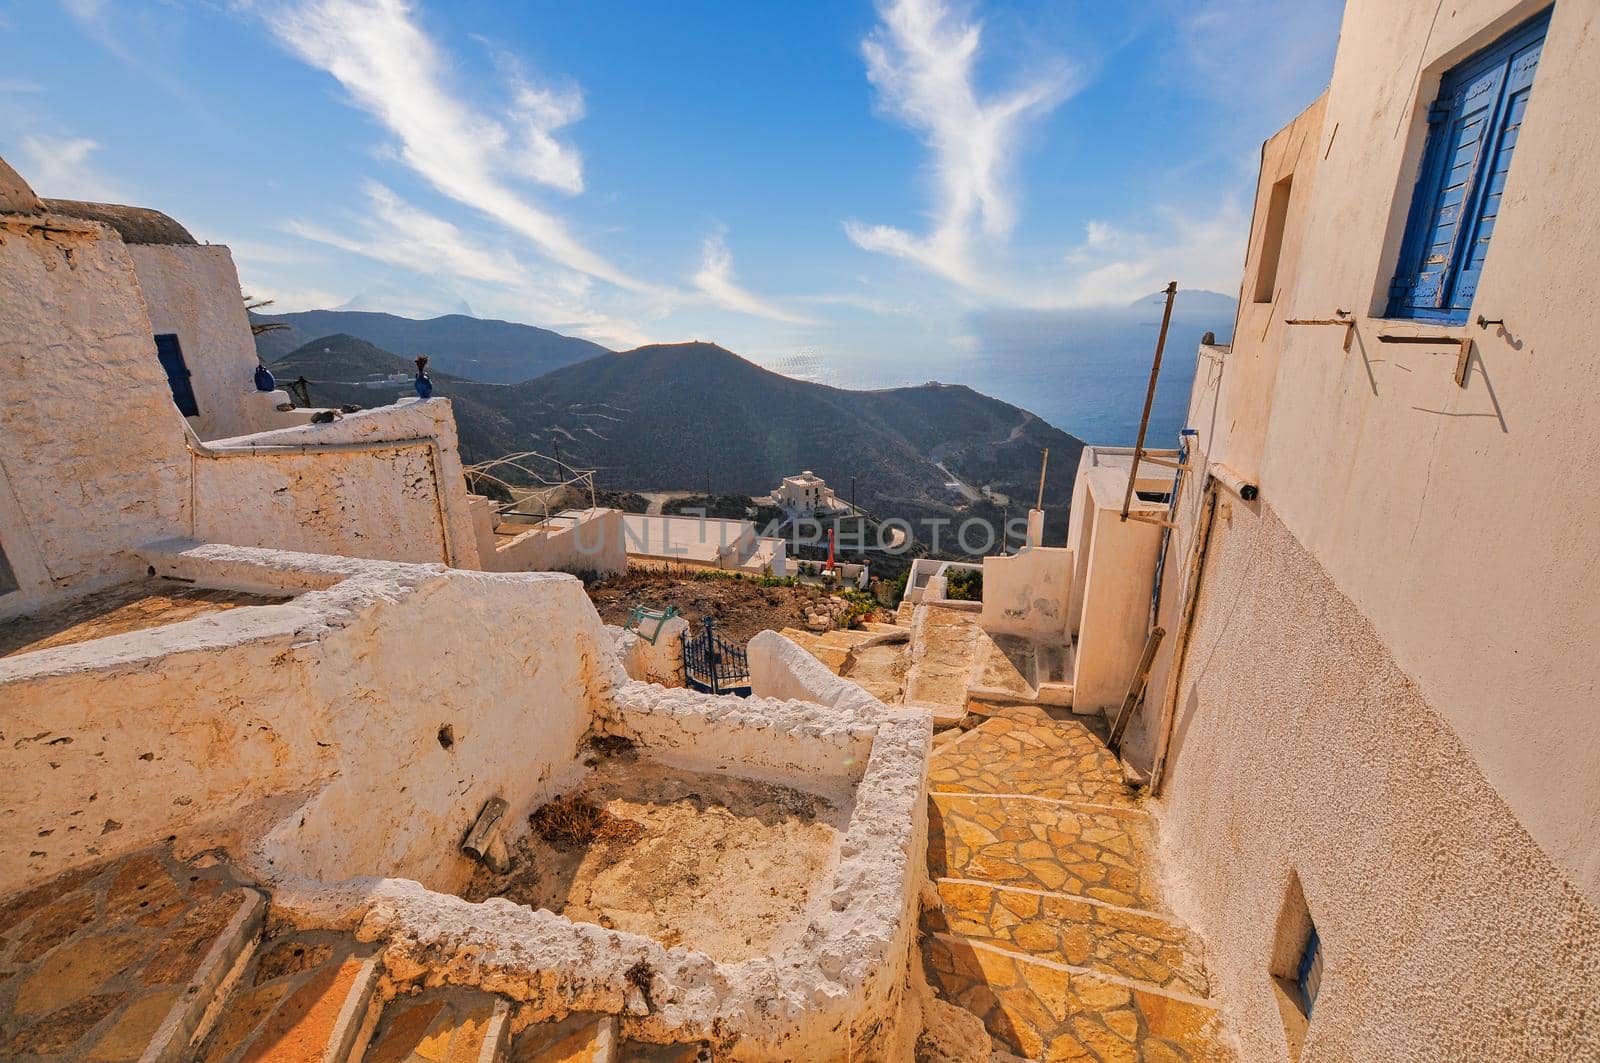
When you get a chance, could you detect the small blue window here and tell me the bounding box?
[154,333,200,418]
[1296,924,1324,1016]
[1387,8,1550,323]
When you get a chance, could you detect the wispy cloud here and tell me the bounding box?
[264,0,652,293]
[692,230,814,326]
[281,182,651,348]
[844,0,1074,292]
[15,135,124,201]
[1056,203,1249,306]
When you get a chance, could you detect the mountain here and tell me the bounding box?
[270,338,1085,549]
[270,334,416,381]
[250,309,611,383]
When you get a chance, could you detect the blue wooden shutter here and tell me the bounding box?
[1451,35,1543,311]
[154,333,200,417]
[1387,9,1549,322]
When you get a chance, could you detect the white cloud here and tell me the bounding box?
[265,0,653,293]
[15,135,124,201]
[1057,202,1249,306]
[279,182,651,348]
[844,0,1074,291]
[692,230,815,325]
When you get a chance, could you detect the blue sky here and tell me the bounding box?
[1,0,1343,369]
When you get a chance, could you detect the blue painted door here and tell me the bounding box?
[154,333,200,417]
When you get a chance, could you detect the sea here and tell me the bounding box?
[773,291,1236,447]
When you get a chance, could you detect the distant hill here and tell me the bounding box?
[270,338,1085,549]
[251,309,610,383]
[270,333,416,381]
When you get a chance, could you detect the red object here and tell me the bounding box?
[827,527,836,571]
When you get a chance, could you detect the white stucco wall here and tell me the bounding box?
[1155,500,1600,1061]
[1251,0,1600,900]
[192,399,483,570]
[0,544,608,898]
[980,545,1074,640]
[1071,470,1164,715]
[487,507,627,576]
[0,211,190,613]
[128,243,292,441]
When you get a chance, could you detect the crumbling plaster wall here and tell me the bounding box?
[1154,499,1600,1061]
[1253,0,1600,901]
[192,399,483,570]
[0,544,608,898]
[0,210,190,613]
[128,243,292,441]
[980,544,1074,640]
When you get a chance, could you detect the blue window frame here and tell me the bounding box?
[154,333,200,418]
[1296,924,1324,1016]
[1387,8,1550,323]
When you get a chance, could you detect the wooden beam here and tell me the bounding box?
[1109,626,1164,752]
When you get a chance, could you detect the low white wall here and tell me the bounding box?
[0,543,610,897]
[748,629,887,719]
[981,545,1074,640]
[192,399,483,570]
[273,681,931,1060]
[609,615,688,687]
[620,513,756,567]
[487,508,627,576]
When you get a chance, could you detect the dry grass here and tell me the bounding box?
[529,794,644,851]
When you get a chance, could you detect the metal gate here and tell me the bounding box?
[682,617,751,696]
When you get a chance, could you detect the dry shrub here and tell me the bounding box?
[529,794,643,850]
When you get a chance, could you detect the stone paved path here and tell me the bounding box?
[921,704,1235,1062]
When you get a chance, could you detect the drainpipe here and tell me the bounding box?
[1149,476,1221,796]
[181,421,459,566]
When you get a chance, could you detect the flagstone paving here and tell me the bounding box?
[920,703,1235,1061]
[929,793,1155,910]
[930,705,1136,808]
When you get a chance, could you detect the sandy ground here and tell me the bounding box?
[0,580,288,659]
[464,749,850,961]
[586,569,837,643]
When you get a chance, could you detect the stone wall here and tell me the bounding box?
[1153,500,1600,1060]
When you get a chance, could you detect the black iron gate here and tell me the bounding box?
[682,617,751,696]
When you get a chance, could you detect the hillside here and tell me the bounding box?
[251,309,610,383]
[271,338,1085,549]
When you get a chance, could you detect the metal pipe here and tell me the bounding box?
[1121,281,1178,521]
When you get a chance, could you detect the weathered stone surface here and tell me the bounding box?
[917,700,1234,1060]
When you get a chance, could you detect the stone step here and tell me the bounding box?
[367,989,512,1063]
[928,794,1157,912]
[0,845,266,1063]
[196,932,381,1063]
[922,934,1232,1062]
[507,1013,617,1062]
[929,707,1136,809]
[924,879,1210,998]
